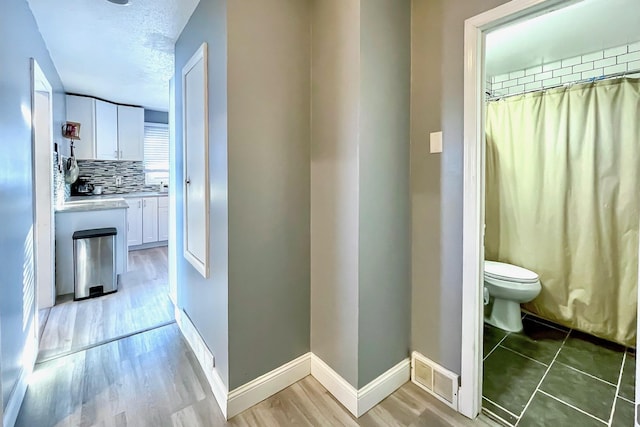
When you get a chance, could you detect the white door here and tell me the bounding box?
[142,197,158,244]
[95,100,118,160]
[182,43,209,278]
[118,105,144,160]
[32,60,55,311]
[126,198,143,247]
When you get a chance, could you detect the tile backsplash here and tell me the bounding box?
[76,160,159,194]
[53,152,70,206]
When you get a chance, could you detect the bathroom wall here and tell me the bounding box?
[488,41,640,98]
[75,160,159,194]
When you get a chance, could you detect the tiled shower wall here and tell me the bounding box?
[488,41,640,98]
[76,160,159,194]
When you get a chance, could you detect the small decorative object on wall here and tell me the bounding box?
[62,121,81,140]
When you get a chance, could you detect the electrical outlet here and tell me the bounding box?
[115,176,122,186]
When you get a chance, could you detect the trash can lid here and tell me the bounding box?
[73,227,117,239]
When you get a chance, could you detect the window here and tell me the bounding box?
[144,123,169,185]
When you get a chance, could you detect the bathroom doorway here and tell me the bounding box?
[460,0,640,426]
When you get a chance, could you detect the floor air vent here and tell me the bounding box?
[411,351,458,410]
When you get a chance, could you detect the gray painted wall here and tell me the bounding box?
[144,109,169,124]
[410,0,510,374]
[358,0,411,389]
[310,0,361,388]
[311,0,411,389]
[0,0,66,409]
[174,0,230,388]
[226,0,311,389]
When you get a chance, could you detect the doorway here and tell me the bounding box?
[31,59,55,321]
[460,1,640,426]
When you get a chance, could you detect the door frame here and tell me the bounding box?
[31,58,55,312]
[459,0,592,418]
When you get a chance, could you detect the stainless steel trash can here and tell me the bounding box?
[73,227,118,300]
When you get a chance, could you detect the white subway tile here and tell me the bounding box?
[542,77,562,87]
[561,73,582,84]
[509,70,525,79]
[618,51,640,63]
[627,72,640,78]
[553,67,573,77]
[604,45,627,58]
[582,68,603,79]
[525,81,542,91]
[543,61,562,72]
[502,78,519,88]
[493,89,509,97]
[525,65,543,76]
[629,41,640,53]
[518,75,535,84]
[491,82,502,90]
[628,60,640,72]
[582,51,603,63]
[573,62,594,73]
[492,74,510,83]
[535,71,553,81]
[604,63,627,75]
[561,56,581,67]
[593,57,616,69]
[508,85,525,95]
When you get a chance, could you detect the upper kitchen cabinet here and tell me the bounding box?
[65,94,144,161]
[117,105,144,161]
[95,100,118,160]
[66,95,96,159]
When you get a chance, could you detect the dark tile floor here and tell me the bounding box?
[482,313,635,427]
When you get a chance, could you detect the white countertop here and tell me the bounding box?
[55,198,129,213]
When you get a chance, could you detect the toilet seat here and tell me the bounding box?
[484,261,538,284]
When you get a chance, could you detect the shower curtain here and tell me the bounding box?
[485,78,640,346]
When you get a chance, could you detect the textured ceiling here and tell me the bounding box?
[486,0,640,76]
[27,0,200,111]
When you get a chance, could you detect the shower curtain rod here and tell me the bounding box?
[487,70,638,101]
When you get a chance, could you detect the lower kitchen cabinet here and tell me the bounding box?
[126,195,168,248]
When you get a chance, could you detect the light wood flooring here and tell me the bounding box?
[38,247,174,362]
[17,323,498,427]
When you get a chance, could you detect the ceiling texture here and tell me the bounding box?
[28,0,200,111]
[486,0,640,77]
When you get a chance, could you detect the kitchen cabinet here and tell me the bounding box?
[158,196,169,241]
[95,100,118,160]
[126,198,143,246]
[118,105,144,161]
[66,95,96,159]
[126,195,168,248]
[65,95,144,161]
[142,197,158,243]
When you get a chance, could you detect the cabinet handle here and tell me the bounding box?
[143,199,146,207]
[120,150,123,158]
[114,150,118,158]
[138,201,141,208]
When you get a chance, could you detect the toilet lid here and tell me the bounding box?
[484,261,539,283]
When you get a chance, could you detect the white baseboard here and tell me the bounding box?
[227,353,311,418]
[311,355,410,417]
[175,307,228,418]
[310,354,358,415]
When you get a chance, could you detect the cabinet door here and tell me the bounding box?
[142,197,158,244]
[118,105,144,161]
[65,95,96,159]
[158,196,169,241]
[126,198,143,247]
[95,100,118,160]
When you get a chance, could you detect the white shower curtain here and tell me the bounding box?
[485,78,640,346]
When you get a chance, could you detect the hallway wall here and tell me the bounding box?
[0,0,66,415]
[410,0,510,375]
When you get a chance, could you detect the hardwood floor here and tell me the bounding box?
[38,247,173,362]
[18,323,498,427]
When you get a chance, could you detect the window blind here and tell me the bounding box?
[144,123,169,184]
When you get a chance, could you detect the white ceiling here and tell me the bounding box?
[28,0,200,111]
[486,0,640,77]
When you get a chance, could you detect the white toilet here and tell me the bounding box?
[484,261,541,332]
